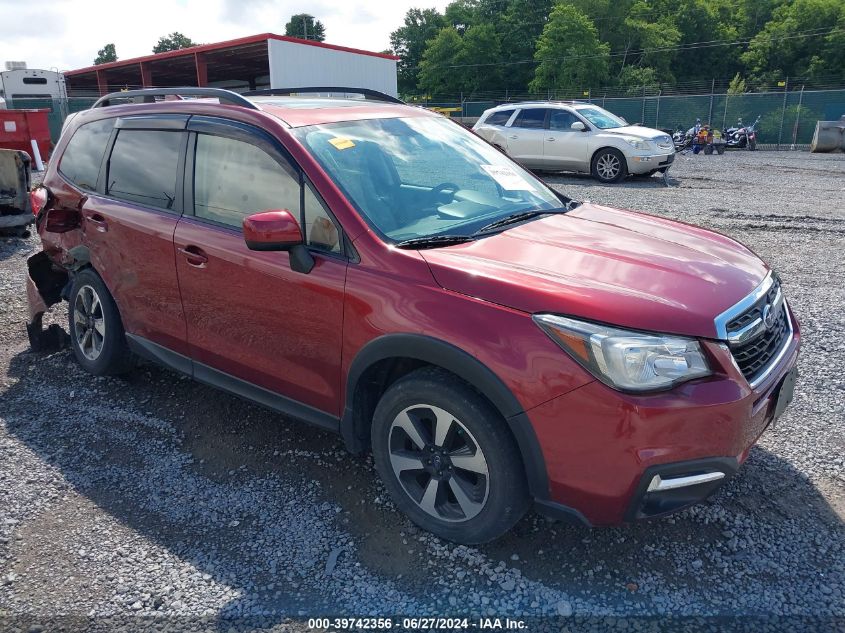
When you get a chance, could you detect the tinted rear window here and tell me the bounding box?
[484,110,513,126]
[107,130,183,211]
[59,118,115,191]
[514,109,548,129]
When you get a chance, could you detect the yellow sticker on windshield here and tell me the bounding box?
[329,137,355,150]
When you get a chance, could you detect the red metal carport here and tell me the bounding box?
[64,33,397,96]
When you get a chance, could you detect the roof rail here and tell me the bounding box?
[243,87,404,105]
[92,87,259,110]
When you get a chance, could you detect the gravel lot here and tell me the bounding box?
[1,151,844,632]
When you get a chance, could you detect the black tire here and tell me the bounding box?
[371,367,530,544]
[68,268,134,376]
[704,145,714,155]
[748,138,757,151]
[716,145,726,155]
[591,148,627,183]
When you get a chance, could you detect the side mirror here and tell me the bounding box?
[571,121,586,132]
[243,210,314,274]
[243,210,302,251]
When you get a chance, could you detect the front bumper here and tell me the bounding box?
[627,152,675,174]
[530,321,800,526]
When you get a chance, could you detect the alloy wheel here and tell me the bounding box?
[388,404,490,522]
[596,152,621,180]
[73,284,106,361]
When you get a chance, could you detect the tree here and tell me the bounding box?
[418,27,465,97]
[498,0,555,92]
[390,8,447,94]
[530,4,609,94]
[152,32,196,54]
[94,43,117,65]
[458,23,503,94]
[742,0,845,85]
[619,1,681,85]
[284,14,326,42]
[727,73,748,94]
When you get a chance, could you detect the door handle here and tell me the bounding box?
[85,212,108,233]
[509,135,518,140]
[546,137,555,142]
[177,245,208,267]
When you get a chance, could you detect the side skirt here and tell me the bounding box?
[126,334,340,433]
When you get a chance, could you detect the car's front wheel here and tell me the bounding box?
[591,148,627,183]
[372,368,529,544]
[68,269,134,376]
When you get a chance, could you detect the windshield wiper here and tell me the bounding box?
[473,207,572,236]
[394,234,475,250]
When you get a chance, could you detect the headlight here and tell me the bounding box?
[533,314,711,392]
[621,137,652,150]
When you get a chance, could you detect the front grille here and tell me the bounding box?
[725,278,791,384]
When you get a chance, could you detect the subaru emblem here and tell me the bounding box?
[762,303,775,329]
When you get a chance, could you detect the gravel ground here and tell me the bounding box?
[1,151,844,632]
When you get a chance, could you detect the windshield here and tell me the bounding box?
[293,116,562,242]
[574,106,627,130]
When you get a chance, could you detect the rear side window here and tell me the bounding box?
[514,109,548,129]
[59,118,115,191]
[106,130,183,211]
[484,110,513,126]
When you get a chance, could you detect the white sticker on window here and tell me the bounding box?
[3,121,16,133]
[481,164,534,191]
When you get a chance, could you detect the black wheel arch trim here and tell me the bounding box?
[342,333,551,500]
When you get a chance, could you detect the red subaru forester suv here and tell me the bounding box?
[26,87,800,544]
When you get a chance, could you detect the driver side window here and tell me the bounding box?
[549,110,579,131]
[193,133,299,228]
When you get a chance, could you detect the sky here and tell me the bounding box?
[0,0,451,72]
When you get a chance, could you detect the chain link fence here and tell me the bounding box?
[5,89,845,150]
[409,87,845,149]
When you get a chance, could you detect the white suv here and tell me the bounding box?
[473,102,675,183]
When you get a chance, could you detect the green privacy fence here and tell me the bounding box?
[412,88,845,148]
[6,91,845,149]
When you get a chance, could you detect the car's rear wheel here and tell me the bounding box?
[372,368,529,544]
[591,148,627,183]
[68,269,134,376]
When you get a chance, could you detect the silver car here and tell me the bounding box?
[473,102,675,183]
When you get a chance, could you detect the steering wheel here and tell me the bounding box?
[430,182,461,204]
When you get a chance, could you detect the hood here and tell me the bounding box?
[603,125,670,141]
[421,204,768,339]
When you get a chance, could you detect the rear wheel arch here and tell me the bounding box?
[342,334,550,500]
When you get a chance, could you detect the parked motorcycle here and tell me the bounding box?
[724,115,761,150]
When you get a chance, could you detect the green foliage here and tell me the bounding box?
[152,32,196,54]
[616,67,660,96]
[392,0,845,97]
[284,13,326,42]
[94,43,117,65]
[418,28,465,96]
[390,8,447,94]
[742,0,845,84]
[460,24,503,93]
[728,73,748,94]
[530,4,609,94]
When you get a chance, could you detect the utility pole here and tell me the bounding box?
[302,16,308,40]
